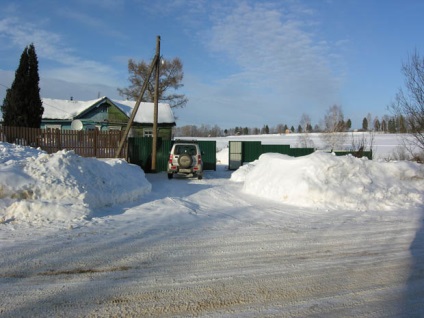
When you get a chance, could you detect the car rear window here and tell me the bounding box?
[175,145,197,155]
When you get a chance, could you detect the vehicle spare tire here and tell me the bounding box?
[178,154,193,168]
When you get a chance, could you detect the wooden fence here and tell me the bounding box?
[0,126,128,159]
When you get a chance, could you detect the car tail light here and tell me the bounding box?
[169,154,173,164]
[197,154,202,165]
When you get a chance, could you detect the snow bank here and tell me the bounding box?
[0,142,151,224]
[232,152,424,210]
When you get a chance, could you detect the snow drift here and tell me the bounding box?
[0,142,151,223]
[1,139,424,225]
[232,152,424,210]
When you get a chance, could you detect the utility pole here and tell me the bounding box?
[151,35,160,172]
[115,36,160,159]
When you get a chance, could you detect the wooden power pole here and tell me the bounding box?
[115,36,161,160]
[151,35,160,172]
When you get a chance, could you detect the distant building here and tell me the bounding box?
[41,96,176,139]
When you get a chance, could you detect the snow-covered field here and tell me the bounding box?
[1,134,423,317]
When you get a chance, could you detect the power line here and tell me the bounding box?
[41,99,74,115]
[0,83,73,116]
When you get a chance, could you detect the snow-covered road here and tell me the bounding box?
[1,166,423,317]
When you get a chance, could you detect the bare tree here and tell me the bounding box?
[350,131,375,158]
[118,57,188,108]
[324,105,345,132]
[392,50,424,156]
[296,133,315,148]
[320,104,347,150]
[299,113,311,133]
[276,124,285,134]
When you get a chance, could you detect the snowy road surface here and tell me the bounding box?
[1,167,423,317]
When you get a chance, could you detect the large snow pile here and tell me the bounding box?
[0,142,151,224]
[232,152,424,210]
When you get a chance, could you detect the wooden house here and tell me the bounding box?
[41,96,176,139]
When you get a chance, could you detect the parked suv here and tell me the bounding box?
[167,140,203,179]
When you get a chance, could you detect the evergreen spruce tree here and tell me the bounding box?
[373,118,381,131]
[362,117,368,131]
[297,125,303,133]
[345,119,352,131]
[381,119,387,132]
[2,44,43,127]
[306,123,313,133]
[388,118,397,133]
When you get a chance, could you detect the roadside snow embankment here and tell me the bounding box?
[0,142,151,223]
[232,152,424,210]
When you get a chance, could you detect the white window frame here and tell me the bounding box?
[45,124,62,130]
[143,129,153,137]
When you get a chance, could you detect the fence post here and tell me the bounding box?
[56,128,61,151]
[94,129,98,157]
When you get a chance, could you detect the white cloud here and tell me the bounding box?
[203,1,345,112]
[166,1,350,127]
[0,16,121,87]
[40,77,121,101]
[0,69,121,103]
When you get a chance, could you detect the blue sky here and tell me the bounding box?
[1,0,423,129]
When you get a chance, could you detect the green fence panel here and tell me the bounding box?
[333,150,372,160]
[128,137,172,172]
[156,139,173,172]
[364,151,372,160]
[128,137,152,171]
[198,140,217,171]
[289,148,315,157]
[261,144,291,155]
[129,138,217,172]
[242,141,262,163]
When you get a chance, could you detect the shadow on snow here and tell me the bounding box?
[404,206,424,316]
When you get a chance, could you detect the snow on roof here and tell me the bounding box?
[113,99,175,124]
[42,97,100,120]
[42,97,175,124]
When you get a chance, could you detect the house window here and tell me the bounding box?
[143,129,153,137]
[45,124,62,130]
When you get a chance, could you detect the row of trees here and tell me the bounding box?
[362,114,410,133]
[173,113,410,138]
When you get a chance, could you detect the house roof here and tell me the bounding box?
[42,97,175,124]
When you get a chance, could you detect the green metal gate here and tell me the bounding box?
[229,141,242,170]
[198,140,217,171]
[128,137,172,172]
[243,141,262,162]
[228,140,317,170]
[128,137,216,173]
